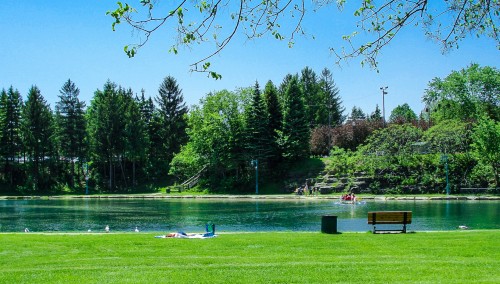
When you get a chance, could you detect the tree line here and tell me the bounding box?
[0,76,189,194]
[1,64,498,194]
[0,66,344,194]
[318,64,499,193]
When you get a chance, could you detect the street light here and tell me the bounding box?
[380,86,388,127]
[251,159,258,194]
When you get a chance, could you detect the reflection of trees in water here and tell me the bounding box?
[1,199,499,232]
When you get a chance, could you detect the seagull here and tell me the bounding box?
[134,227,139,232]
[458,225,469,230]
[105,225,110,233]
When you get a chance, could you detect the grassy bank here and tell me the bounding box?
[1,231,499,283]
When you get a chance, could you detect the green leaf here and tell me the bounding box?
[209,71,222,80]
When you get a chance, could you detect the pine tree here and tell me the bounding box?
[154,76,188,176]
[0,89,7,184]
[0,87,23,186]
[263,80,282,168]
[279,76,310,161]
[55,79,87,188]
[369,104,382,121]
[22,86,55,192]
[125,91,148,186]
[350,106,366,120]
[300,67,324,127]
[137,90,157,180]
[138,89,155,127]
[278,74,294,106]
[263,81,282,133]
[87,81,127,191]
[244,81,271,168]
[319,68,345,127]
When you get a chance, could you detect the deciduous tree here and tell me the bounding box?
[424,64,500,123]
[472,117,500,187]
[108,1,499,73]
[389,103,417,124]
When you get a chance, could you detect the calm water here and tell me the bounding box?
[0,198,498,233]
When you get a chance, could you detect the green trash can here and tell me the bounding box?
[321,215,338,234]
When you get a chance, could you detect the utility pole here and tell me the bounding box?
[380,86,388,127]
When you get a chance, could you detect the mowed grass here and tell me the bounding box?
[0,231,499,283]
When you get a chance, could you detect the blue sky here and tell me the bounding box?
[1,1,499,118]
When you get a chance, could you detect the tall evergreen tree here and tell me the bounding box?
[300,67,324,127]
[125,90,148,186]
[263,80,283,168]
[0,89,6,176]
[138,89,155,127]
[279,76,310,161]
[350,106,366,120]
[87,81,127,191]
[55,79,87,188]
[22,86,55,192]
[278,74,294,106]
[0,87,23,186]
[154,76,189,176]
[244,82,271,168]
[369,104,382,121]
[319,68,345,127]
[137,90,157,180]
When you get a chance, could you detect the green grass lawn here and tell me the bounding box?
[1,231,499,283]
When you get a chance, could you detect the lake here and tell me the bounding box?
[0,198,498,233]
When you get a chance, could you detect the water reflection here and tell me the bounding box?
[0,199,498,233]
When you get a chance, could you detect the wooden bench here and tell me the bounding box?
[367,211,412,233]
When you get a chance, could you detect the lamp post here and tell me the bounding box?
[251,159,258,194]
[380,86,388,127]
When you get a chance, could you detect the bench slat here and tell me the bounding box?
[367,211,412,233]
[367,211,412,225]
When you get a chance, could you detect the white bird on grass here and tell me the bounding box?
[134,227,139,232]
[105,225,110,233]
[24,228,29,233]
[458,225,469,230]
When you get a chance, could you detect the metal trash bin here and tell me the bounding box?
[321,215,338,234]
